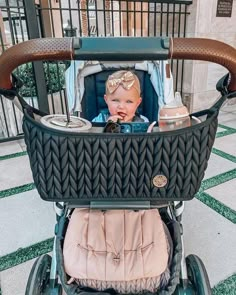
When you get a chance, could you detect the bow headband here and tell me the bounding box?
[106,71,140,95]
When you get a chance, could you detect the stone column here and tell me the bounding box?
[131,2,149,37]
[121,1,148,36]
[183,0,236,111]
[40,0,63,37]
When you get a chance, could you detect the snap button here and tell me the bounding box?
[152,175,168,188]
[113,254,120,263]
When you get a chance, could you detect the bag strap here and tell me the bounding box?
[216,73,236,98]
[0,73,24,99]
[191,95,227,119]
[0,74,48,118]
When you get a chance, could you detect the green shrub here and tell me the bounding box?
[14,62,66,97]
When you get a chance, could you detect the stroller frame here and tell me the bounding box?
[0,36,235,295]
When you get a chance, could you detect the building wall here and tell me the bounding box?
[184,0,236,111]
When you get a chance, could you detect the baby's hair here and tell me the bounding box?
[106,70,141,95]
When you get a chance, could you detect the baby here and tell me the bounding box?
[92,70,148,123]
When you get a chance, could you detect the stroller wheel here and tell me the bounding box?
[25,254,51,295]
[186,254,212,295]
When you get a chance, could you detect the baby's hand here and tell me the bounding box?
[107,115,124,122]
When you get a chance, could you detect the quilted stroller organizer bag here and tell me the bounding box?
[0,36,235,204]
[22,108,218,202]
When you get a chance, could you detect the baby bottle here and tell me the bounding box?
[158,92,191,132]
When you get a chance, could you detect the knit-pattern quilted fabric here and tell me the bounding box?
[23,111,218,202]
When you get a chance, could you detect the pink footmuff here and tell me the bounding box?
[63,209,170,293]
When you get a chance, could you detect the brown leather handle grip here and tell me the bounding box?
[0,38,73,89]
[0,37,236,93]
[170,38,236,91]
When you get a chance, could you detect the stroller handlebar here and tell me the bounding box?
[0,37,235,93]
[171,38,236,92]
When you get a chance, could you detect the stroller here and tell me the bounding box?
[0,36,235,295]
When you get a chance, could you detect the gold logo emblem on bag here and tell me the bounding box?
[153,175,168,188]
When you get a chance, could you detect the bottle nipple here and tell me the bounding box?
[174,92,183,107]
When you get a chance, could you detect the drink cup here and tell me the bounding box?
[159,105,191,132]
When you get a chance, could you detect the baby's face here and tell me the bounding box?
[105,85,141,122]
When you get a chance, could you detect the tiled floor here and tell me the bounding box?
[0,103,236,295]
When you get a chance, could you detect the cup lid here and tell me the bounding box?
[159,105,189,120]
[40,115,92,132]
